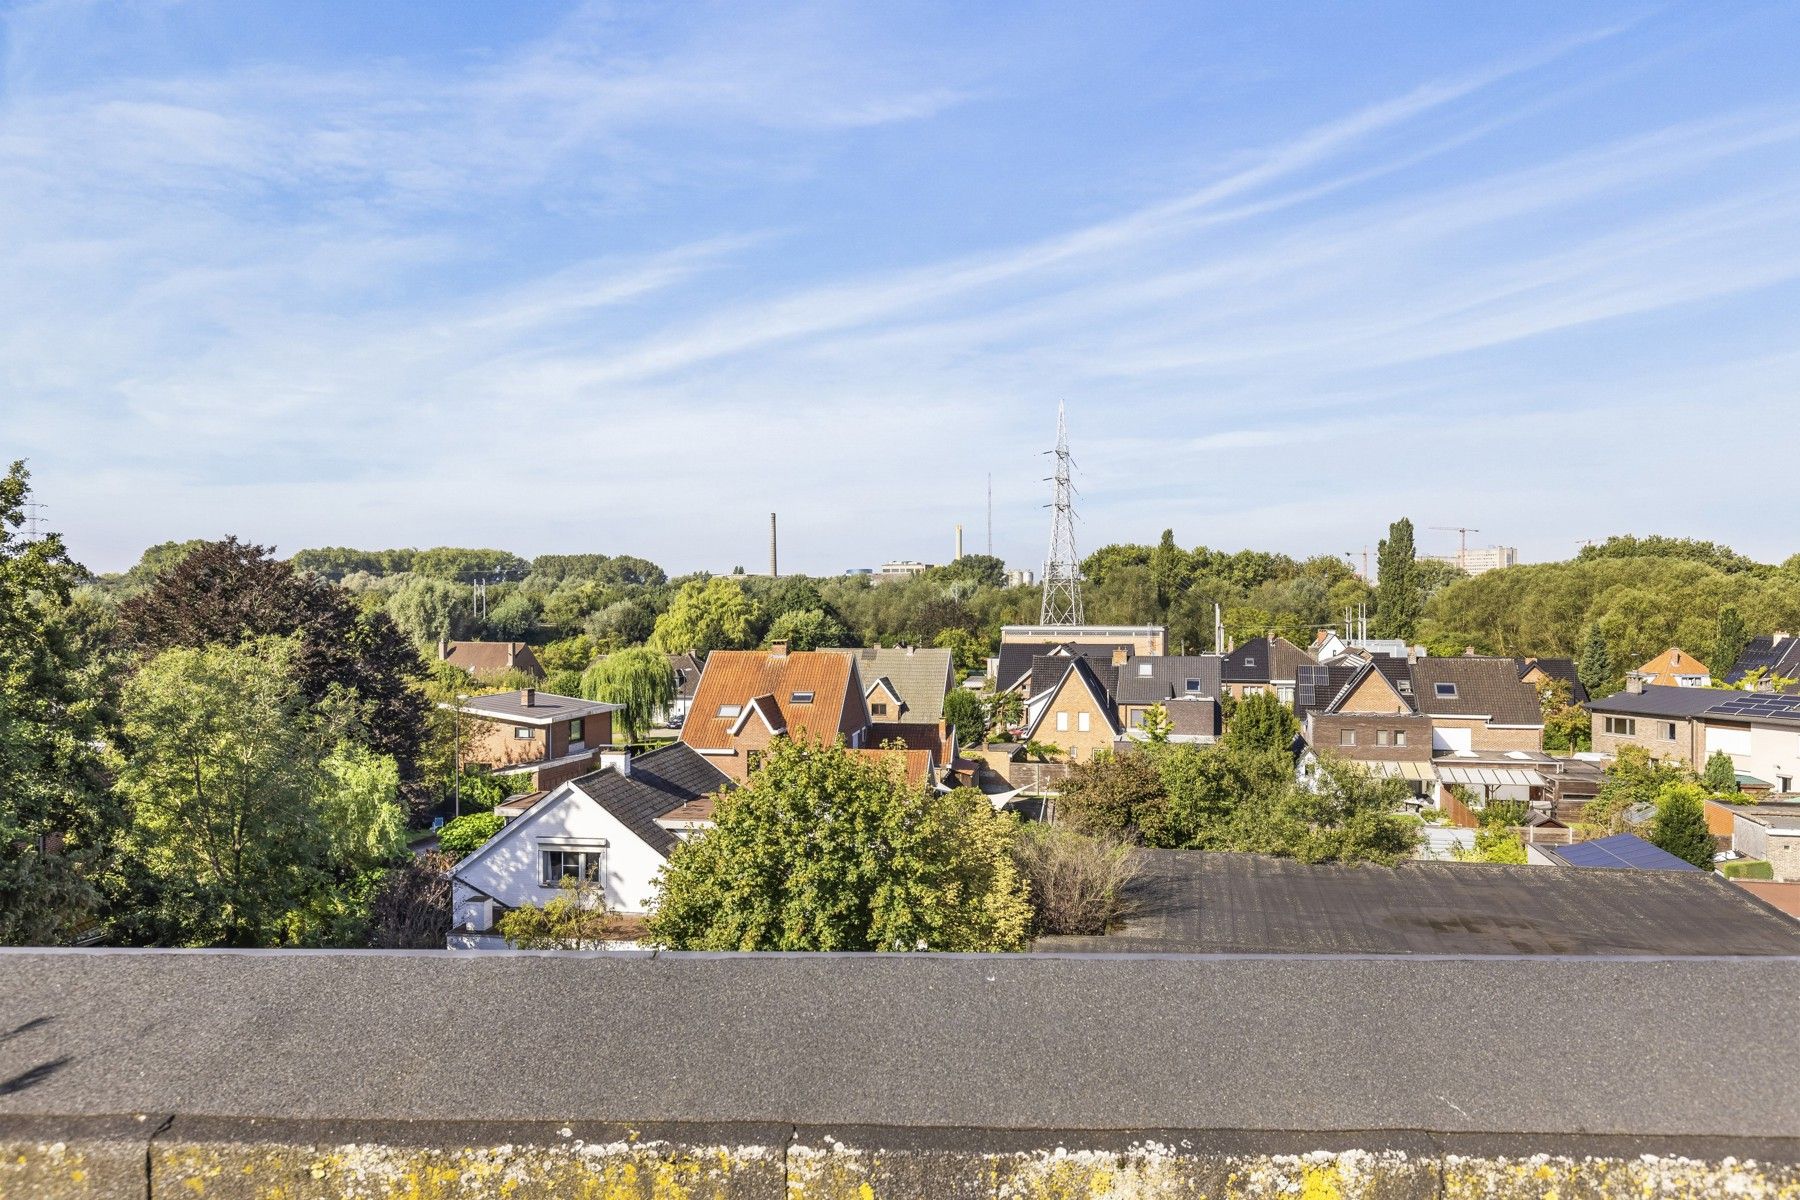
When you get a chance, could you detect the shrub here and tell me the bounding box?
[1010,823,1143,937]
[367,851,454,948]
[1720,859,1774,881]
[438,811,504,859]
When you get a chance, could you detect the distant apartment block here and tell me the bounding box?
[874,560,932,583]
[1419,545,1519,574]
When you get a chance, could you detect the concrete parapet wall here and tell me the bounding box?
[7,1119,1800,1199]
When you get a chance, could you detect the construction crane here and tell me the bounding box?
[1431,526,1480,571]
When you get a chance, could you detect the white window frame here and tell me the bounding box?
[1056,711,1070,732]
[1077,711,1091,733]
[1660,721,1677,741]
[513,726,535,740]
[1604,716,1636,737]
[538,846,605,888]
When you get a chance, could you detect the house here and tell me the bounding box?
[1730,806,1800,882]
[1408,657,1545,754]
[824,645,955,726]
[1525,832,1701,871]
[1725,633,1800,691]
[1020,656,1123,763]
[667,652,704,724]
[1220,636,1312,705]
[992,639,1137,697]
[448,687,625,791]
[1585,682,1722,765]
[448,743,734,945]
[1629,647,1712,689]
[1112,655,1223,741]
[1518,657,1587,704]
[680,644,872,783]
[439,639,545,681]
[1587,683,1800,790]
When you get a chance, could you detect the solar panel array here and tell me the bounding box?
[1554,833,1701,872]
[1703,692,1800,721]
[1295,664,1331,710]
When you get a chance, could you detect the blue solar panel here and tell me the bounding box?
[1553,834,1700,872]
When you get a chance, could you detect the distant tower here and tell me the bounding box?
[769,513,778,578]
[955,524,964,560]
[1040,401,1084,625]
[986,473,993,557]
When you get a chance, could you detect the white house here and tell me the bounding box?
[448,743,733,948]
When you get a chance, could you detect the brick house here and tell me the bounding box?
[679,645,873,783]
[1585,683,1722,765]
[438,639,545,681]
[1629,647,1712,689]
[450,687,625,792]
[1019,656,1123,763]
[1220,636,1313,705]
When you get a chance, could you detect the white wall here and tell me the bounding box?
[454,784,669,924]
[1706,721,1800,791]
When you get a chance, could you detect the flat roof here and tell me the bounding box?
[453,690,623,725]
[1036,850,1800,957]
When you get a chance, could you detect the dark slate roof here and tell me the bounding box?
[995,641,1132,693]
[1519,657,1588,704]
[1161,696,1218,737]
[1585,684,1741,718]
[1221,637,1307,684]
[1368,654,1416,701]
[1036,850,1800,956]
[1543,833,1701,872]
[570,743,734,858]
[1409,657,1541,724]
[1727,635,1800,689]
[1112,655,1223,704]
[669,652,704,700]
[1027,651,1117,700]
[1295,662,1364,721]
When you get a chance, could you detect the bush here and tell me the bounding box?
[1720,859,1774,881]
[1010,823,1142,936]
[367,851,454,948]
[438,811,504,859]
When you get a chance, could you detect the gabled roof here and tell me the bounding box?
[1409,658,1542,725]
[440,640,544,679]
[668,652,705,700]
[1024,656,1123,740]
[1322,657,1415,716]
[682,650,860,751]
[1221,636,1310,684]
[864,676,905,710]
[1112,655,1223,705]
[994,641,1131,693]
[1727,636,1800,689]
[728,693,786,736]
[1633,647,1712,684]
[825,646,954,724]
[1295,662,1364,722]
[1518,657,1588,704]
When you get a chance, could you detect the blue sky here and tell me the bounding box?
[5,2,1800,575]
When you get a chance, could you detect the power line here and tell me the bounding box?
[1040,401,1083,625]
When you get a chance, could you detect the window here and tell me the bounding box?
[717,704,741,718]
[1781,776,1793,793]
[791,691,814,704]
[870,702,888,716]
[1244,656,1257,667]
[568,718,584,743]
[1185,678,1201,693]
[1077,712,1091,733]
[1394,731,1407,747]
[1244,685,1264,696]
[1376,729,1390,746]
[1660,721,1677,741]
[1604,716,1636,737]
[1339,729,1357,746]
[1056,712,1070,732]
[1138,664,1153,677]
[1434,682,1458,699]
[539,847,603,887]
[513,726,535,740]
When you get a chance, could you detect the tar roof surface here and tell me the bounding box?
[459,690,621,722]
[1037,850,1800,957]
[1112,655,1224,704]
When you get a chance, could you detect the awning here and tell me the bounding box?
[1436,765,1545,787]
[1363,760,1436,781]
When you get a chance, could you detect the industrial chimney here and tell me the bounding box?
[769,512,778,578]
[955,523,964,561]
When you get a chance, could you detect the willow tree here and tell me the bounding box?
[581,645,676,741]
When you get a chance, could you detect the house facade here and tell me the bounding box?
[1020,656,1122,763]
[680,645,872,783]
[1731,807,1800,881]
[1587,684,1800,791]
[1220,636,1312,705]
[825,645,955,727]
[1630,647,1712,689]
[451,688,625,791]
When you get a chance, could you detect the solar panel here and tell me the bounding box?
[1553,834,1699,872]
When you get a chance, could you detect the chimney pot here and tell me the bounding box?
[521,687,535,707]
[1112,647,1129,667]
[769,640,789,657]
[1625,674,1645,695]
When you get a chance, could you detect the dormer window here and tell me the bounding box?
[1138,664,1152,676]
[791,691,815,704]
[1434,683,1458,699]
[718,704,742,718]
[1244,656,1257,667]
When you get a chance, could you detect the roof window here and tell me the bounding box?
[1243,656,1257,667]
[791,691,815,704]
[1185,678,1201,692]
[1434,682,1458,699]
[1138,664,1153,676]
[718,704,742,718]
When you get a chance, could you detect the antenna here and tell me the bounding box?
[769,512,778,578]
[1431,525,1480,570]
[986,473,993,558]
[1039,401,1083,625]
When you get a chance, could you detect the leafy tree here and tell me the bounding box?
[1149,529,1190,613]
[536,634,602,673]
[647,737,1030,952]
[1713,605,1750,682]
[1703,750,1740,794]
[1649,782,1716,870]
[763,607,850,652]
[367,850,454,948]
[117,537,429,784]
[930,554,1007,590]
[942,687,986,743]
[437,811,505,860]
[1243,757,1420,865]
[1138,702,1173,744]
[409,547,529,580]
[648,577,759,654]
[497,880,630,949]
[100,538,211,595]
[545,667,584,697]
[383,576,467,646]
[1577,624,1616,700]
[0,461,119,945]
[987,689,1024,736]
[1577,535,1765,575]
[1223,690,1300,757]
[1537,678,1591,753]
[483,589,540,639]
[1373,518,1421,639]
[581,646,677,741]
[584,597,659,648]
[933,627,989,676]
[1583,745,1692,837]
[1057,748,1167,842]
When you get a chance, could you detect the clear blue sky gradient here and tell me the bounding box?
[4,2,1800,574]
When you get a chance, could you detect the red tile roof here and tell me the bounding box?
[681,650,860,751]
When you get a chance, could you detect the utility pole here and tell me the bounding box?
[769,512,778,578]
[986,474,993,558]
[21,501,46,542]
[1039,402,1083,625]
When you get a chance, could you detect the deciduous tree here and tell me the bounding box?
[648,577,759,654]
[581,646,677,741]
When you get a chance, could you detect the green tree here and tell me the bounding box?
[647,737,1030,952]
[383,576,467,646]
[1224,690,1300,757]
[1373,518,1421,639]
[1138,702,1173,744]
[112,639,333,946]
[1649,781,1716,870]
[762,607,850,651]
[1149,529,1190,614]
[496,880,628,949]
[1536,679,1591,753]
[1703,750,1740,794]
[437,811,505,859]
[1712,605,1750,682]
[987,689,1024,736]
[648,577,759,654]
[942,687,986,743]
[1057,748,1168,843]
[1583,745,1692,837]
[1577,624,1616,700]
[1237,756,1420,865]
[933,627,989,676]
[0,461,119,945]
[581,646,677,741]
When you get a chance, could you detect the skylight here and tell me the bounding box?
[718,704,742,718]
[1185,678,1201,692]
[791,691,815,704]
[1434,683,1458,698]
[1138,664,1152,676]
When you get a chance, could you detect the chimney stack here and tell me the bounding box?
[955,523,964,560]
[769,640,789,657]
[769,512,778,578]
[520,687,535,707]
[1112,647,1129,667]
[1625,674,1645,695]
[437,635,448,660]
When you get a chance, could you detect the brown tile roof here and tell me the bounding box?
[1409,657,1543,725]
[681,649,860,751]
[851,747,934,790]
[441,640,544,679]
[869,721,952,763]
